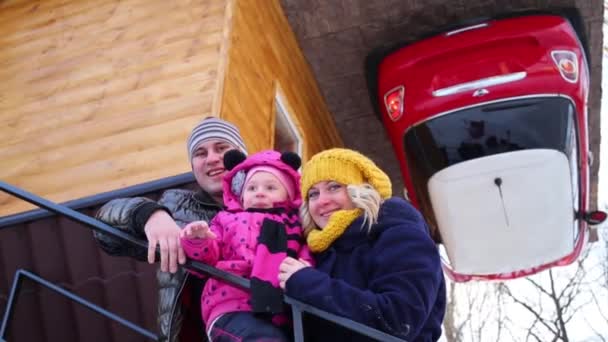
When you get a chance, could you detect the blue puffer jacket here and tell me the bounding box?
[285,197,446,341]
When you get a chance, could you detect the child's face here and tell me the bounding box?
[242,171,289,209]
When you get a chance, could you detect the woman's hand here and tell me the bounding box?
[278,257,311,290]
[179,221,216,240]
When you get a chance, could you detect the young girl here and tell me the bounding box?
[180,149,312,341]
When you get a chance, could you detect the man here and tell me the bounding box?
[94,117,247,342]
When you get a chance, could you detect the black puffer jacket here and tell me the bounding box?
[94,189,222,342]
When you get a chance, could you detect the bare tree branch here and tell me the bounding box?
[474,287,490,341]
[525,316,543,342]
[500,283,559,336]
[589,290,608,323]
[447,228,608,341]
[549,270,569,341]
[495,284,505,342]
[443,281,459,342]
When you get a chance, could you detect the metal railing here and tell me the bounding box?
[0,181,405,342]
[0,269,158,341]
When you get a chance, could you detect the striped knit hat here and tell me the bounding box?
[187,117,247,160]
[301,148,392,200]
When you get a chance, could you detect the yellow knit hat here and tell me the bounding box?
[301,148,392,200]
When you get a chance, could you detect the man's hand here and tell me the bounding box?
[144,210,185,273]
[278,257,311,290]
[180,221,217,240]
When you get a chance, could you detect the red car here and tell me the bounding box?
[366,10,606,281]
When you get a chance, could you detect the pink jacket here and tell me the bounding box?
[181,150,313,329]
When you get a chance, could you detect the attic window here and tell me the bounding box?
[274,90,302,156]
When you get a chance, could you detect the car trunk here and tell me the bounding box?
[403,96,581,274]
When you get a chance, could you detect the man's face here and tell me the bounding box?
[191,139,236,197]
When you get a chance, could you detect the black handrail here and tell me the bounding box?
[0,173,196,228]
[0,269,158,341]
[0,181,406,342]
[285,297,405,342]
[0,181,250,290]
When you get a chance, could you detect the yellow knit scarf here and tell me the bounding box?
[307,209,363,253]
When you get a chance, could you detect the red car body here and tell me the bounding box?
[367,12,605,281]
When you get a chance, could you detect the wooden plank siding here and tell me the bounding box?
[219,0,342,158]
[0,0,230,216]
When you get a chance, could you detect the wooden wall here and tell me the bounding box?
[0,0,229,216]
[219,0,342,158]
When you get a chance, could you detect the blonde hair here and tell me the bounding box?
[301,183,382,236]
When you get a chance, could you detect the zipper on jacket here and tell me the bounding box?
[167,272,189,341]
[193,191,224,210]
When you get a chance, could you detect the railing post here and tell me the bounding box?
[284,297,407,342]
[291,305,304,342]
[0,270,24,340]
[0,269,159,341]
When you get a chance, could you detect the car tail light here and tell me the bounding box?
[584,211,607,225]
[551,50,579,83]
[384,86,404,121]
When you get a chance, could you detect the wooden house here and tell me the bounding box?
[0,0,341,216]
[0,0,341,340]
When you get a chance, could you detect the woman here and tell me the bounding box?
[278,148,446,341]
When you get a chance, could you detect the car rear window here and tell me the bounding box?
[404,96,575,178]
[403,96,578,242]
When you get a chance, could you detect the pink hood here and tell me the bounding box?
[222,150,302,211]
